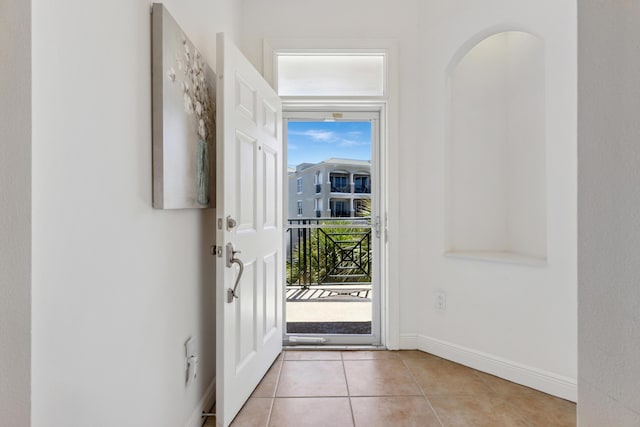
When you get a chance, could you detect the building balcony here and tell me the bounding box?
[354,184,371,194]
[354,175,371,193]
[285,217,372,334]
[330,184,351,193]
[329,173,350,193]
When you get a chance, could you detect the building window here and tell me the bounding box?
[297,177,302,193]
[314,172,322,193]
[297,200,303,216]
[354,175,371,193]
[314,199,322,218]
[330,199,350,217]
[330,174,350,193]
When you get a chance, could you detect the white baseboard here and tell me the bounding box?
[415,334,577,402]
[399,333,417,350]
[185,377,216,427]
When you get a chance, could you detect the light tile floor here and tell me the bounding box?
[204,350,576,427]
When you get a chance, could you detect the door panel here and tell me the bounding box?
[263,146,278,228]
[263,252,278,337]
[235,260,256,367]
[235,74,257,122]
[262,100,278,137]
[235,131,257,232]
[216,33,283,427]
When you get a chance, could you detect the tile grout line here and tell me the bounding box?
[472,370,535,427]
[401,358,446,427]
[341,352,357,427]
[264,352,285,427]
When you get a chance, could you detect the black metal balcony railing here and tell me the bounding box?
[330,184,350,193]
[286,218,372,289]
[354,184,371,194]
[315,183,322,193]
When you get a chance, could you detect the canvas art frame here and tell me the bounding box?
[151,3,216,209]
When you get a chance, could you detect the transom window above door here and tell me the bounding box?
[275,53,386,97]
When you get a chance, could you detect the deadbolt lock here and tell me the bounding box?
[226,215,237,230]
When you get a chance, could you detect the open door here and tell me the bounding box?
[215,33,283,427]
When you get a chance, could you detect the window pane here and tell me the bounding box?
[277,54,385,97]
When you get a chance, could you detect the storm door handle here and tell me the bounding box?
[226,242,244,303]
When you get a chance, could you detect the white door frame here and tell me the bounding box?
[282,106,385,346]
[263,39,400,350]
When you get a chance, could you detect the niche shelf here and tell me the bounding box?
[446,31,547,265]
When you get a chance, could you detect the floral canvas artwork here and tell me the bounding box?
[151,4,215,209]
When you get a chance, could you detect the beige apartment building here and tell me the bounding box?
[288,158,371,219]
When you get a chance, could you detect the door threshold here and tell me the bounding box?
[283,344,386,350]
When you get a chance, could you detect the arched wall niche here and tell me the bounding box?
[446,31,547,264]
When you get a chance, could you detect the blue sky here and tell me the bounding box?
[287,121,371,167]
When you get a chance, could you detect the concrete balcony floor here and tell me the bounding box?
[286,285,371,321]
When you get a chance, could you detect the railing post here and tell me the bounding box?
[367,230,371,275]
[303,219,308,287]
[288,220,292,284]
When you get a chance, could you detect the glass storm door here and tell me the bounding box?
[283,110,381,346]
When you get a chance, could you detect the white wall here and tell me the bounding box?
[31,1,240,425]
[578,1,640,425]
[0,0,31,424]
[242,0,577,400]
[415,0,577,399]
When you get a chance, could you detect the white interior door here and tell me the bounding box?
[215,33,283,427]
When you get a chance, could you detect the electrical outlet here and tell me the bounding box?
[435,290,447,310]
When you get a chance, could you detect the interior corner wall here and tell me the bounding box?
[415,0,577,400]
[240,1,576,397]
[0,0,31,425]
[31,1,239,426]
[578,1,640,425]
